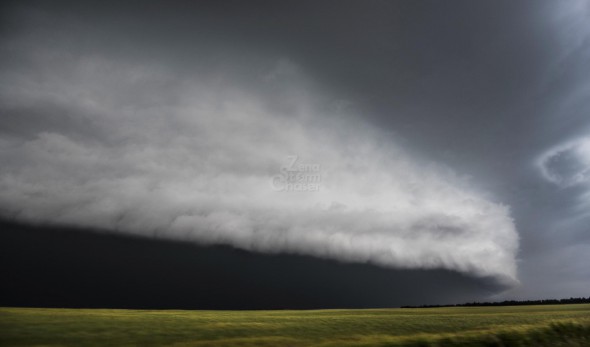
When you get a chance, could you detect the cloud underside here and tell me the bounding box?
[0,53,519,286]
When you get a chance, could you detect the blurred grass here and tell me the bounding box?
[1,304,589,346]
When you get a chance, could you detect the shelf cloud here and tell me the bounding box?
[0,47,519,286]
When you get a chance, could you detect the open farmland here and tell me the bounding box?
[1,304,590,346]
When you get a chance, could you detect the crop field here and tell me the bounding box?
[1,304,590,346]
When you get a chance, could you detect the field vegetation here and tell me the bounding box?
[1,304,590,346]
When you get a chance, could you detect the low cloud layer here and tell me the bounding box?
[0,47,519,285]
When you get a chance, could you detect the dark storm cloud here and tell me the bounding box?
[1,0,589,304]
[0,220,505,309]
[0,52,519,283]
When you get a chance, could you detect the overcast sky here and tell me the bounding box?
[1,0,589,307]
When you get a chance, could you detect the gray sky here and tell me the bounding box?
[1,0,589,302]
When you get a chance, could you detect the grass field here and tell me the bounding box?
[1,304,590,346]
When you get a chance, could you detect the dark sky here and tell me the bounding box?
[1,0,589,308]
[0,220,502,309]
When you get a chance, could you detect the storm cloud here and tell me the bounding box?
[1,0,590,305]
[0,45,518,284]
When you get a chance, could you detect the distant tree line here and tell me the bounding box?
[401,297,590,308]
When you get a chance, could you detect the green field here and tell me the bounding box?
[1,304,590,346]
